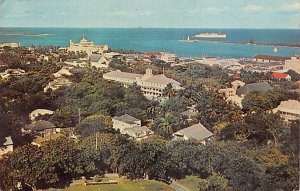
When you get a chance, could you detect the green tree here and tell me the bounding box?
[198,173,229,191]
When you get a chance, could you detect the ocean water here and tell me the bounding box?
[0,28,299,58]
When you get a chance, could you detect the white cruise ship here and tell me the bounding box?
[194,32,226,38]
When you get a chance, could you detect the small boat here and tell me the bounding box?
[273,46,278,52]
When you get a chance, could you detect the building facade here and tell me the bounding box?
[103,68,182,99]
[68,37,109,55]
[285,56,300,74]
[273,100,300,121]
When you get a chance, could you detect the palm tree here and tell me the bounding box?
[163,83,175,98]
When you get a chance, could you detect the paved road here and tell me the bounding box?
[170,181,191,191]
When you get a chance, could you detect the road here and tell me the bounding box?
[170,181,191,191]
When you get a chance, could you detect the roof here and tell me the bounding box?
[25,120,56,131]
[236,82,273,96]
[173,123,213,141]
[277,100,300,112]
[272,72,290,79]
[3,137,13,146]
[103,70,142,80]
[30,109,54,116]
[112,114,141,124]
[143,74,181,86]
[253,55,290,62]
[144,52,162,56]
[90,54,101,62]
[50,78,72,86]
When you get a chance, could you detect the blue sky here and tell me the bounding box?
[0,0,299,28]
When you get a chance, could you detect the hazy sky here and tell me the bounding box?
[0,0,299,28]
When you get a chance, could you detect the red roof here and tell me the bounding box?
[272,72,289,79]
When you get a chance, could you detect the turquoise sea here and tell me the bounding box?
[0,28,299,58]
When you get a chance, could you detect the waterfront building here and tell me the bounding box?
[273,100,300,121]
[0,42,19,48]
[68,36,109,55]
[160,52,176,63]
[285,56,300,74]
[103,68,182,99]
[253,55,289,64]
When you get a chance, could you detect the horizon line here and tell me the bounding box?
[0,26,299,30]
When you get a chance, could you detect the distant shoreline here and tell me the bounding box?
[178,39,300,48]
[0,33,53,37]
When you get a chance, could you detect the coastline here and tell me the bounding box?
[178,39,300,48]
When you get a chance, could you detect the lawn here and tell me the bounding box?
[177,176,202,191]
[63,178,175,191]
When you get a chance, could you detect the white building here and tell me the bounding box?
[103,68,182,99]
[0,68,26,79]
[160,52,176,63]
[44,78,72,92]
[285,56,300,74]
[273,100,300,121]
[0,42,19,48]
[112,114,154,140]
[29,109,55,121]
[0,137,13,158]
[68,36,109,55]
[53,66,73,78]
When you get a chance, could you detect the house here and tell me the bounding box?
[181,105,198,121]
[44,78,72,92]
[253,55,290,64]
[0,68,26,79]
[0,42,19,48]
[103,68,182,100]
[285,56,300,74]
[112,114,154,140]
[172,123,213,145]
[68,36,109,55]
[112,114,141,133]
[218,88,236,98]
[89,54,110,68]
[124,126,154,141]
[53,66,73,78]
[226,95,243,108]
[0,137,13,158]
[29,109,54,121]
[236,82,273,96]
[231,80,245,89]
[24,120,56,140]
[65,59,89,67]
[273,100,300,121]
[271,72,291,81]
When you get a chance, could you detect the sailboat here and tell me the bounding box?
[187,35,190,41]
[273,46,278,53]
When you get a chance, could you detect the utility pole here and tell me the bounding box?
[78,108,81,123]
[95,133,98,150]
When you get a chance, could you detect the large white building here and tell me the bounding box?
[103,68,182,99]
[285,56,300,74]
[68,36,109,55]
